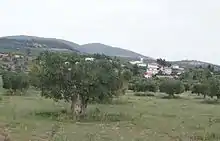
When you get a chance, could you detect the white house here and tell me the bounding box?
[171,65,180,69]
[144,63,159,78]
[85,57,95,61]
[14,54,23,58]
[129,57,147,67]
[137,63,147,67]
[163,67,172,75]
[172,64,184,75]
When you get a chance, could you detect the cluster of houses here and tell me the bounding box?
[144,63,184,78]
[0,52,24,60]
[0,52,27,71]
[129,57,185,78]
[76,57,185,79]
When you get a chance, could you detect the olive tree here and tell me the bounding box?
[2,71,29,95]
[159,79,185,97]
[121,69,132,93]
[35,52,124,117]
[133,78,158,92]
[207,78,220,99]
[191,83,209,98]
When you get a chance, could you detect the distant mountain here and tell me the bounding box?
[0,35,152,59]
[0,35,219,68]
[79,43,152,59]
[2,35,80,52]
[171,60,220,71]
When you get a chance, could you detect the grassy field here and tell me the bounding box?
[1,87,220,140]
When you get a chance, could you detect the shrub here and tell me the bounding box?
[159,79,185,97]
[207,78,220,99]
[133,78,158,92]
[191,83,209,98]
[2,71,29,95]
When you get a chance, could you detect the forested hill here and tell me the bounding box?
[0,35,152,59]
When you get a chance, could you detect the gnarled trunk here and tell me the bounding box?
[71,94,88,120]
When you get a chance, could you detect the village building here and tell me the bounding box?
[85,57,95,61]
[144,63,185,78]
[129,57,147,67]
[144,63,159,78]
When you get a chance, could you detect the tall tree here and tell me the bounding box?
[132,64,139,76]
[156,58,171,67]
[2,71,29,95]
[34,52,124,118]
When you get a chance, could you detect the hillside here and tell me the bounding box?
[0,35,151,59]
[1,35,80,52]
[79,43,151,59]
[0,35,219,68]
[172,60,220,71]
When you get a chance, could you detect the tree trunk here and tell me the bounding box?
[169,94,174,98]
[71,94,87,120]
[203,94,206,99]
[9,89,14,96]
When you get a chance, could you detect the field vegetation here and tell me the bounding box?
[0,52,220,141]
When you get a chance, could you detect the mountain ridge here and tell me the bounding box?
[0,35,219,68]
[0,35,152,59]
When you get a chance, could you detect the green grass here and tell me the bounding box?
[1,87,220,140]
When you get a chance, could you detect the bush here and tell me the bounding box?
[159,79,185,97]
[191,77,220,99]
[132,78,158,92]
[2,71,29,95]
[207,78,220,99]
[191,83,209,98]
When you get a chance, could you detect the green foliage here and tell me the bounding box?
[34,52,124,114]
[156,58,171,67]
[191,83,209,97]
[132,78,158,92]
[2,71,29,95]
[180,68,212,83]
[122,69,132,81]
[208,78,220,98]
[29,63,42,88]
[159,79,185,96]
[131,64,139,76]
[191,76,220,99]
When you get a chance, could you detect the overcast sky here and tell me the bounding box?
[0,0,220,64]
